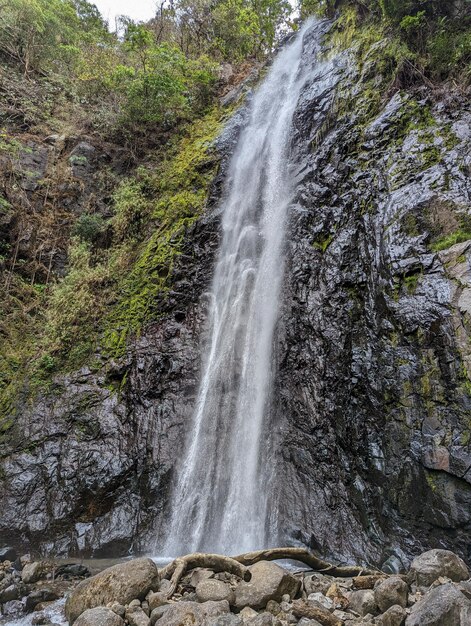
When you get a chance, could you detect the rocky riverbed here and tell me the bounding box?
[1,548,470,626]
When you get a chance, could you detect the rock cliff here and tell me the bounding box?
[1,19,470,567]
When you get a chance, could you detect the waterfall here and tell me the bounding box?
[163,18,323,556]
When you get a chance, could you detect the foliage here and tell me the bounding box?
[103,109,223,356]
[72,213,106,243]
[431,230,471,252]
[301,0,471,84]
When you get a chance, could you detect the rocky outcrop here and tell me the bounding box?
[65,558,159,624]
[0,19,470,566]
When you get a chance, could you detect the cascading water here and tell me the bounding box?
[163,18,330,556]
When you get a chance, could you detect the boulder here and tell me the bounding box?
[126,605,151,626]
[346,589,377,617]
[147,591,169,611]
[409,551,469,587]
[0,547,17,563]
[0,582,24,603]
[196,579,234,604]
[374,577,408,611]
[189,569,214,587]
[233,561,300,610]
[376,604,406,626]
[25,587,61,612]
[22,561,45,583]
[150,605,171,625]
[55,564,91,579]
[65,558,159,624]
[150,599,229,626]
[405,583,471,626]
[74,607,125,626]
[307,592,334,610]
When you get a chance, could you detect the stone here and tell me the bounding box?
[54,564,91,579]
[190,569,215,587]
[0,547,17,562]
[240,607,258,621]
[196,579,233,603]
[303,576,332,596]
[148,591,168,611]
[375,604,406,626]
[65,558,160,624]
[307,592,334,610]
[126,605,151,626]
[204,614,244,626]
[150,605,171,625]
[374,577,408,611]
[247,612,275,626]
[74,607,125,626]
[25,588,61,612]
[266,600,281,615]
[234,562,300,610]
[405,583,471,626]
[409,551,469,587]
[129,599,142,607]
[347,589,377,617]
[110,602,126,617]
[150,600,229,626]
[0,583,20,603]
[22,561,45,583]
[297,619,323,626]
[159,579,172,594]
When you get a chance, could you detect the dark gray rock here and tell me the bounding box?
[375,604,406,626]
[405,583,471,625]
[409,550,469,587]
[25,587,61,612]
[0,546,17,562]
[54,563,90,579]
[346,589,377,617]
[0,19,471,569]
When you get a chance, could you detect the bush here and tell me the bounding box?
[72,214,106,243]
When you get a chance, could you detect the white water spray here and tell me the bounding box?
[163,20,318,555]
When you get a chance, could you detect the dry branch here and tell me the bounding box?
[159,553,251,598]
[352,574,387,589]
[292,599,342,626]
[232,547,378,577]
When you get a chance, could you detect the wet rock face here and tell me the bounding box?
[1,22,471,562]
[272,56,471,563]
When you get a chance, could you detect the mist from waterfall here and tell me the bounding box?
[162,19,318,556]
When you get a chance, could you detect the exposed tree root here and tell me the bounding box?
[159,553,251,598]
[232,547,378,577]
[292,599,342,626]
[158,547,379,598]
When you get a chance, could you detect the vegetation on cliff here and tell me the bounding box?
[303,0,471,83]
[0,0,470,427]
[0,0,293,428]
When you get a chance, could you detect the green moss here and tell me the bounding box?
[431,230,471,252]
[103,108,223,356]
[425,471,438,492]
[313,234,333,253]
